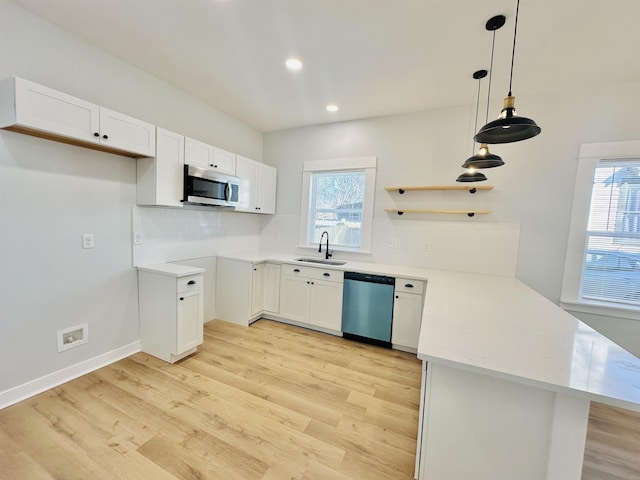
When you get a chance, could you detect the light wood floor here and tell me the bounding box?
[0,319,422,479]
[582,402,640,479]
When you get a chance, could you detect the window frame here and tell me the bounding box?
[560,140,640,320]
[299,156,377,254]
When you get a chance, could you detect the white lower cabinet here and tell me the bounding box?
[250,262,281,317]
[279,265,344,332]
[138,265,204,363]
[216,258,280,326]
[392,278,425,352]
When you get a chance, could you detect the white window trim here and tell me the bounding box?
[299,156,377,254]
[560,140,640,320]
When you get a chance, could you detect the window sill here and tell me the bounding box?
[560,298,640,321]
[296,245,373,256]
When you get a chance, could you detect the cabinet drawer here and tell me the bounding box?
[282,264,343,283]
[306,268,343,283]
[395,278,425,295]
[177,274,203,293]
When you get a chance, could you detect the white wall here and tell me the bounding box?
[262,80,640,356]
[0,1,262,399]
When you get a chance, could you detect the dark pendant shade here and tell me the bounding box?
[462,143,504,169]
[456,170,487,182]
[475,95,541,144]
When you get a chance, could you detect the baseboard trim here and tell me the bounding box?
[0,341,141,410]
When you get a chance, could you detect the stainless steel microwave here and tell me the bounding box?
[183,164,239,207]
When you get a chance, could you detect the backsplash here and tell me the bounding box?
[132,206,261,266]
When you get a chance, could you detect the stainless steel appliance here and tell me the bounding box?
[341,272,395,348]
[183,164,239,207]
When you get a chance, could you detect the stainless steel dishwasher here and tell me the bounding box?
[341,272,395,348]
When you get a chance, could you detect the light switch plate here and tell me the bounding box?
[82,233,95,249]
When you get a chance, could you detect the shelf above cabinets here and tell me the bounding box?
[385,185,494,194]
[384,208,491,217]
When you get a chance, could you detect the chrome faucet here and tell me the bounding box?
[319,231,332,260]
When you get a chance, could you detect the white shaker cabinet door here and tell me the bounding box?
[392,292,423,350]
[251,263,265,317]
[185,137,215,168]
[258,163,277,214]
[212,147,236,175]
[99,107,156,157]
[279,275,311,323]
[11,76,100,144]
[308,279,343,331]
[177,288,203,354]
[235,155,258,212]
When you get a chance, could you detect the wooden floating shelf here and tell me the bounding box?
[384,208,492,217]
[385,185,494,194]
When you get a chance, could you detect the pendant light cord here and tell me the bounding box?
[472,76,481,154]
[508,0,520,96]
[486,30,496,124]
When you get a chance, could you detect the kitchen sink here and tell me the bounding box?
[295,257,347,266]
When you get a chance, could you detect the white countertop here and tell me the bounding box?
[220,251,640,410]
[137,263,204,277]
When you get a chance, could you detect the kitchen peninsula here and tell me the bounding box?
[216,252,640,480]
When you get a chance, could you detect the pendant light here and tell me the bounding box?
[474,0,541,144]
[456,69,489,183]
[462,16,505,170]
[456,169,488,182]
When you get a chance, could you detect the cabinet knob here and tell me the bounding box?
[307,281,310,284]
[405,283,414,288]
[396,295,399,299]
[93,132,99,137]
[311,281,314,285]
[213,164,218,168]
[102,134,109,139]
[293,268,300,273]
[253,268,257,271]
[179,297,184,301]
[323,273,330,277]
[187,280,196,285]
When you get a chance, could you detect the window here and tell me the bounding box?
[299,157,376,253]
[561,140,640,319]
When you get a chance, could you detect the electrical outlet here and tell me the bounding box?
[82,233,95,249]
[57,324,88,352]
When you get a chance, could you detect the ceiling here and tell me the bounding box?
[10,0,640,132]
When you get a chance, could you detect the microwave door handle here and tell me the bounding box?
[225,181,231,203]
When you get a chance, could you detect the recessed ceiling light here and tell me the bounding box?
[326,105,339,112]
[285,58,303,71]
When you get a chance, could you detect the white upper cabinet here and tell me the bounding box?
[98,107,156,157]
[0,76,156,157]
[184,136,214,169]
[212,146,236,175]
[235,155,277,214]
[137,127,184,207]
[185,137,236,175]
